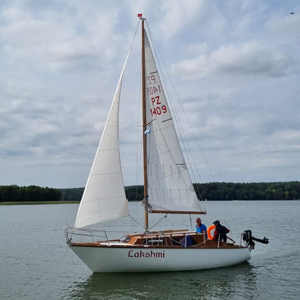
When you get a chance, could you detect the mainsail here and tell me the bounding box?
[74,60,130,228]
[144,30,205,214]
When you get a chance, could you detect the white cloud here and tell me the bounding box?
[0,0,299,187]
[171,41,292,79]
[265,13,300,37]
[0,1,131,74]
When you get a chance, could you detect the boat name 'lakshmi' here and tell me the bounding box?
[128,249,166,258]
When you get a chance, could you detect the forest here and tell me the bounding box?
[0,185,61,202]
[0,181,299,203]
[193,181,300,201]
[124,181,300,201]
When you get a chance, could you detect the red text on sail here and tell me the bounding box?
[147,74,167,117]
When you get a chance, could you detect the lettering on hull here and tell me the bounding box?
[128,250,166,258]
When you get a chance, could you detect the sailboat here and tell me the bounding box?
[64,16,268,273]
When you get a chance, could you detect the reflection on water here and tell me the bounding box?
[63,242,300,300]
[68,263,256,300]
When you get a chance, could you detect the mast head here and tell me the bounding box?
[137,13,146,20]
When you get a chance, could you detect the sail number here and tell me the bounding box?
[146,75,161,95]
[150,96,167,116]
[147,75,167,117]
[147,75,156,85]
[147,85,161,95]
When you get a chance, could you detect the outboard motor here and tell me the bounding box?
[242,230,269,251]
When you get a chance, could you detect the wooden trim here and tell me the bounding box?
[150,210,207,215]
[141,19,148,230]
[70,243,244,250]
[145,119,155,127]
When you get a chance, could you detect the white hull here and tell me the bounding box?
[69,245,251,273]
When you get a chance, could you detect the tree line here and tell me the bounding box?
[61,181,299,201]
[124,181,300,201]
[193,181,300,200]
[1,181,299,203]
[0,185,61,202]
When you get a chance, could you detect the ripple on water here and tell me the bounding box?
[1,202,300,300]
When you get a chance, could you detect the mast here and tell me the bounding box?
[140,16,149,231]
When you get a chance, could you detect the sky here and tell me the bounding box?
[0,0,299,188]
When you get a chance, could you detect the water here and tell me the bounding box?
[0,201,300,300]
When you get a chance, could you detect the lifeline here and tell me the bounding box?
[128,249,165,258]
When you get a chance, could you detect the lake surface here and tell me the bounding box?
[1,201,300,300]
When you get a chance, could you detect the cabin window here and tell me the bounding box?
[144,238,163,245]
[120,236,131,243]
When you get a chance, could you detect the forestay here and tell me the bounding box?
[144,30,205,214]
[74,60,130,228]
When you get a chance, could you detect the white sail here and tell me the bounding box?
[144,31,204,213]
[74,63,129,228]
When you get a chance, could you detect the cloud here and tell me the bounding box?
[265,13,300,37]
[170,41,292,79]
[0,1,131,74]
[0,0,299,187]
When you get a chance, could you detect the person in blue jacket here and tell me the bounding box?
[195,218,207,237]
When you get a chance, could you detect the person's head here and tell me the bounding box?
[213,220,220,228]
[196,218,202,226]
